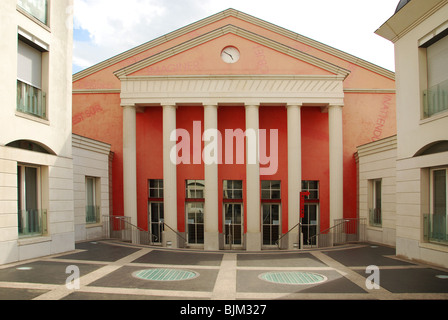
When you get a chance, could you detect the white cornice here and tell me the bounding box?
[119,74,345,107]
[375,0,448,43]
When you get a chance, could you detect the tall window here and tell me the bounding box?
[422,33,448,118]
[186,180,204,245]
[17,39,47,119]
[86,177,100,224]
[261,181,281,246]
[369,179,382,227]
[17,0,48,25]
[223,180,243,248]
[17,165,47,237]
[425,169,448,244]
[148,179,164,244]
[301,181,320,246]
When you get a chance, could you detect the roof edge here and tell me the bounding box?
[74,8,394,82]
[113,24,351,79]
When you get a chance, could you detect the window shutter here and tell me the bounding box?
[17,40,42,89]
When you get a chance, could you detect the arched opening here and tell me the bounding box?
[6,140,56,155]
[414,141,448,157]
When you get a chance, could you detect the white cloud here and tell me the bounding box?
[72,0,398,74]
[74,0,166,48]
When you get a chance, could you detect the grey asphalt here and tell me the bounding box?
[0,240,447,302]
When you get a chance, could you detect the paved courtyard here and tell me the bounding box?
[0,240,447,302]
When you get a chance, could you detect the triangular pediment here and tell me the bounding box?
[114,25,349,79]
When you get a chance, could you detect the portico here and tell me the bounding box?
[117,75,346,250]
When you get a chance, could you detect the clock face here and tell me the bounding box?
[221,46,240,64]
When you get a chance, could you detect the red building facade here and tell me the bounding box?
[72,9,396,251]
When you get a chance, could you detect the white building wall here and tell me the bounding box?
[357,135,397,247]
[72,135,111,242]
[376,0,448,268]
[0,0,74,265]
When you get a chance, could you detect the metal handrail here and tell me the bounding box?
[275,222,302,249]
[306,219,349,245]
[162,221,188,244]
[107,215,188,246]
[110,215,158,242]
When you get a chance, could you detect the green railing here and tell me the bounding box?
[423,79,448,118]
[369,208,382,227]
[423,214,448,244]
[17,80,47,119]
[86,205,101,224]
[18,209,48,237]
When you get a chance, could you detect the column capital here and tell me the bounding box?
[244,104,259,109]
[286,104,302,109]
[328,104,344,109]
[162,103,177,109]
[121,103,136,109]
[203,104,219,109]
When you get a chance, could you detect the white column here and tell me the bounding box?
[245,104,261,251]
[203,104,219,250]
[122,105,137,231]
[328,105,344,225]
[163,104,178,247]
[287,104,302,249]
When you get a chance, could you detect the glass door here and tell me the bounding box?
[301,204,319,247]
[262,203,281,247]
[224,203,243,249]
[148,202,164,245]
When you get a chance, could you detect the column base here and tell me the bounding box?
[204,231,220,251]
[287,232,301,250]
[245,232,261,251]
[163,230,179,248]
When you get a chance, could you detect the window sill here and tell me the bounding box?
[420,241,448,253]
[420,109,448,125]
[86,223,102,228]
[15,111,50,125]
[16,6,51,32]
[18,236,51,246]
[367,225,383,231]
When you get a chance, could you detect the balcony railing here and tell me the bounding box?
[86,205,101,224]
[369,208,382,227]
[423,214,448,245]
[17,80,47,119]
[18,209,48,237]
[423,79,448,118]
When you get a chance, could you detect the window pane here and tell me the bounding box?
[427,35,448,88]
[261,181,271,189]
[25,167,38,210]
[86,178,95,207]
[271,190,281,199]
[433,170,447,216]
[233,190,243,199]
[375,180,382,209]
[233,180,243,189]
[18,0,48,24]
[271,181,281,189]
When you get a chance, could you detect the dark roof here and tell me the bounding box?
[395,0,411,13]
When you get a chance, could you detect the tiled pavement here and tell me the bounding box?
[0,240,447,301]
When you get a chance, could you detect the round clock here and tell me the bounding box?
[221,46,240,64]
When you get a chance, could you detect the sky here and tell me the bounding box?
[72,0,399,75]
